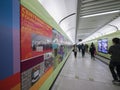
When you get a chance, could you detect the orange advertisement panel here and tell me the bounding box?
[20,5,52,60]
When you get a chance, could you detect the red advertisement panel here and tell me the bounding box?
[20,5,52,60]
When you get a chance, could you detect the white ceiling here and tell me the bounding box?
[39,0,77,43]
[39,0,120,44]
[77,12,119,40]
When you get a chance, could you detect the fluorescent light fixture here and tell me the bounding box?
[81,10,120,18]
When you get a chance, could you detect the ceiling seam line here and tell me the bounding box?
[58,13,76,25]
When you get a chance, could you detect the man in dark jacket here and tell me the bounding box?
[108,38,120,84]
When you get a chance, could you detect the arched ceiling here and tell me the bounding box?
[39,0,120,44]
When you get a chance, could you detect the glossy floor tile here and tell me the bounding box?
[51,52,120,90]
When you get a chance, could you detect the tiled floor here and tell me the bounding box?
[51,52,120,90]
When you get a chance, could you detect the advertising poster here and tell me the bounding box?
[20,5,72,90]
[31,63,44,85]
[98,39,108,53]
[52,29,65,68]
[52,29,59,57]
[101,39,108,53]
[31,65,41,84]
[57,32,65,61]
[21,62,44,90]
[44,52,53,72]
[32,34,52,56]
[20,5,53,90]
[20,5,52,60]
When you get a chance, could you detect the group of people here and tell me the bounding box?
[72,37,120,85]
[73,43,96,59]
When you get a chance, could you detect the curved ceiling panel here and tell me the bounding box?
[77,0,120,43]
[39,0,77,43]
[38,0,120,44]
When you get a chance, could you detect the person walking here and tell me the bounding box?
[85,44,89,52]
[89,43,96,60]
[73,44,77,58]
[81,44,85,57]
[108,38,120,85]
[77,44,81,52]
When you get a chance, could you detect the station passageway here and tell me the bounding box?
[52,52,120,90]
[1,1,120,90]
